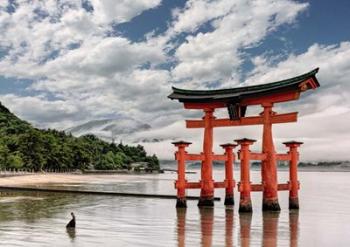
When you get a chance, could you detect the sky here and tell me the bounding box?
[0,0,350,161]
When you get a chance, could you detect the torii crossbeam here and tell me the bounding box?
[168,68,320,211]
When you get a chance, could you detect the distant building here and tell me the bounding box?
[130,162,152,172]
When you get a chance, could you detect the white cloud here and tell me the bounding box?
[245,42,350,87]
[39,36,165,82]
[170,0,308,85]
[0,0,168,128]
[0,94,84,128]
[90,0,161,24]
[171,0,234,34]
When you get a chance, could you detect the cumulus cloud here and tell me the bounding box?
[90,0,161,24]
[170,0,308,85]
[0,0,168,129]
[0,94,85,128]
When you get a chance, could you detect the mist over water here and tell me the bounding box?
[0,170,350,246]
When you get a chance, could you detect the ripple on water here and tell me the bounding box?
[0,196,45,203]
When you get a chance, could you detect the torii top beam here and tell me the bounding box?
[168,68,320,110]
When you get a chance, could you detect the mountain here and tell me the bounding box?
[66,118,151,141]
[0,102,159,171]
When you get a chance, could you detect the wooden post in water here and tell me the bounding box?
[173,141,191,208]
[236,138,255,213]
[220,143,237,205]
[284,141,303,209]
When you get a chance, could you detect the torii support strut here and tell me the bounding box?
[220,143,237,206]
[173,141,191,208]
[284,141,303,209]
[236,138,255,213]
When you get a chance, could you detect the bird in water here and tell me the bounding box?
[66,212,76,228]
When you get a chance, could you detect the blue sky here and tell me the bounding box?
[0,0,350,160]
[120,0,350,54]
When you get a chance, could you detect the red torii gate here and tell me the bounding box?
[169,68,320,211]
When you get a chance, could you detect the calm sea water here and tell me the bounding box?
[0,170,350,246]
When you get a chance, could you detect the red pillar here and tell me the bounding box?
[283,141,303,209]
[198,108,215,207]
[236,138,255,213]
[173,141,191,208]
[261,103,280,211]
[220,143,237,205]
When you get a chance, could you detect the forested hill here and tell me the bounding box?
[0,102,159,171]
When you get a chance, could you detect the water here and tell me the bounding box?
[0,170,350,246]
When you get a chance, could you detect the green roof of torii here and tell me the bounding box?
[168,68,320,103]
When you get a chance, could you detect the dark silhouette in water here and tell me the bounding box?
[66,227,76,240]
[66,212,76,228]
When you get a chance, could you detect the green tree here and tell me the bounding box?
[0,143,10,169]
[7,152,24,169]
[113,152,127,168]
[95,151,115,170]
[144,154,160,170]
[18,130,45,171]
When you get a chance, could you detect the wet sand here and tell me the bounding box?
[0,173,152,186]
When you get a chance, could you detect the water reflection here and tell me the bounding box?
[289,211,299,247]
[66,228,76,241]
[176,208,186,247]
[262,212,280,247]
[176,207,234,247]
[239,212,252,247]
[199,208,214,247]
[176,208,299,247]
[225,207,234,247]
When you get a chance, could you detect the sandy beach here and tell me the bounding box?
[0,173,159,187]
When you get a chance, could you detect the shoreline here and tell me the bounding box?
[0,185,220,201]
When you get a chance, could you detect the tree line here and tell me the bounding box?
[0,102,159,171]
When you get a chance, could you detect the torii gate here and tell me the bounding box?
[168,68,320,212]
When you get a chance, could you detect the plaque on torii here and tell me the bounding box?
[169,68,320,212]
